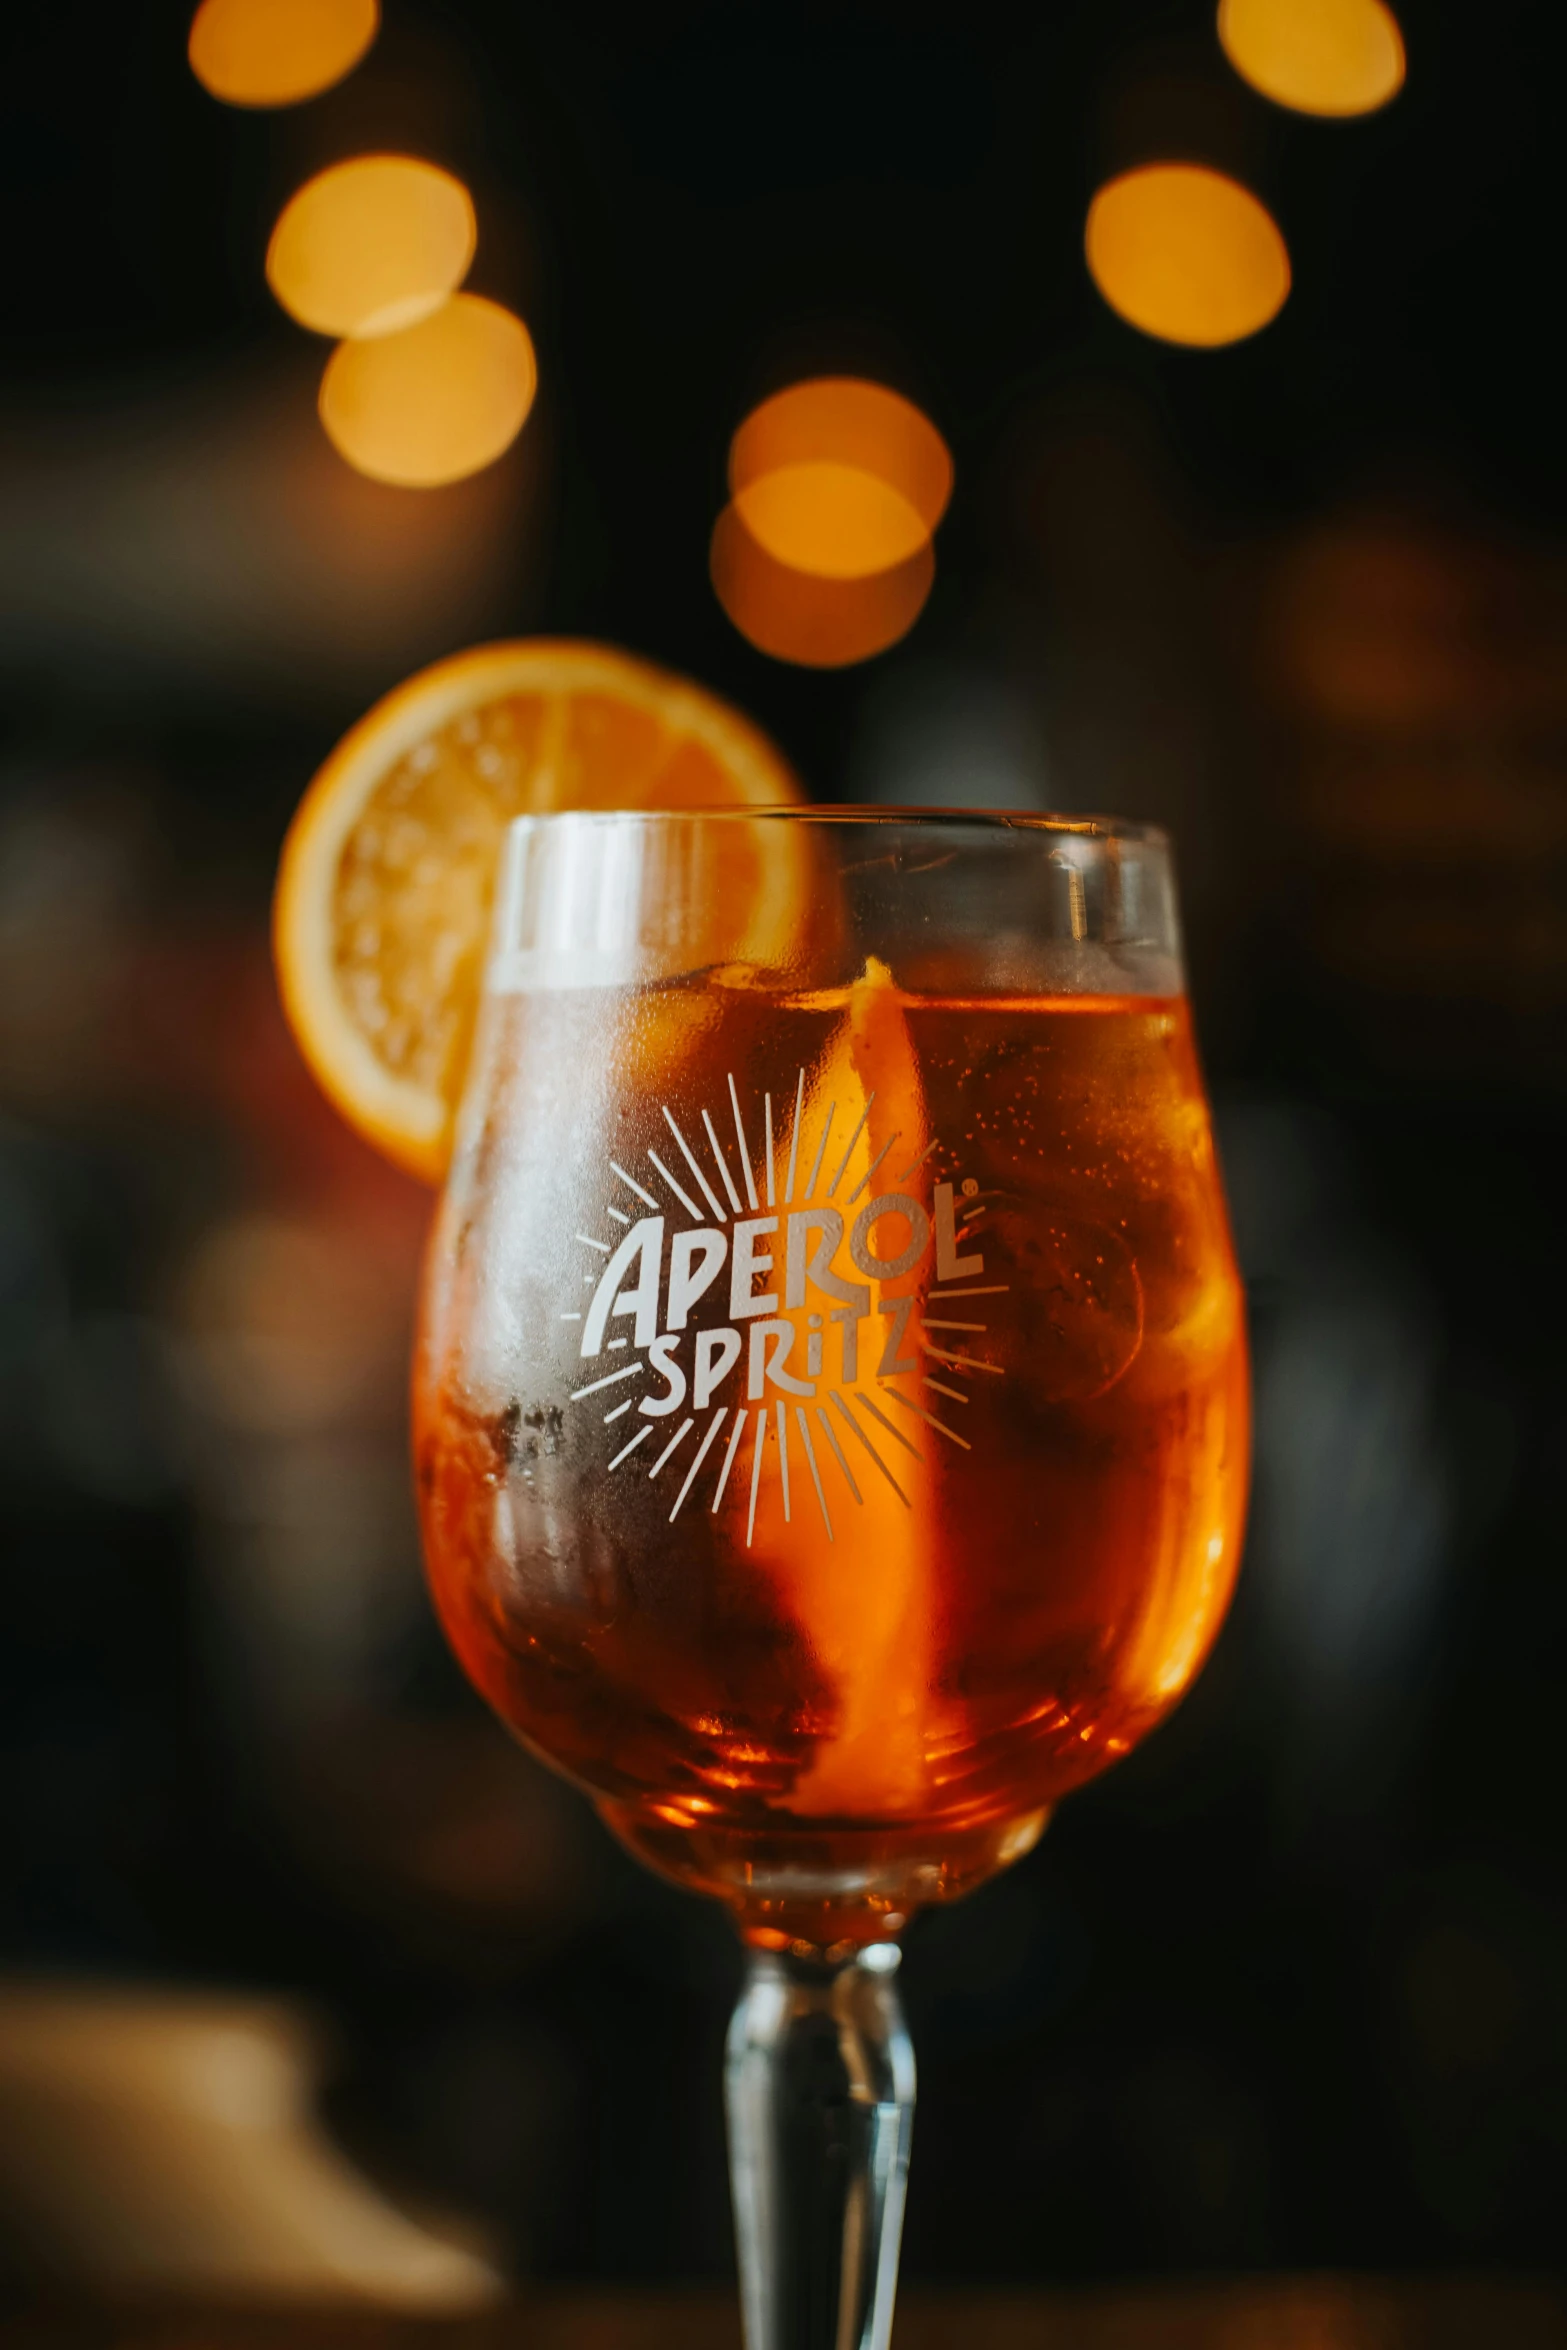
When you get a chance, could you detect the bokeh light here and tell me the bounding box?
[1085,164,1290,348]
[729,379,952,579]
[267,158,477,340]
[1219,0,1405,118]
[319,296,537,487]
[188,0,378,108]
[711,502,935,669]
[734,465,929,581]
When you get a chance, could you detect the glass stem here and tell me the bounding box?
[725,1944,915,2350]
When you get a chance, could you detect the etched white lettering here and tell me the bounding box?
[934,1183,984,1281]
[831,1302,865,1383]
[876,1295,918,1376]
[747,1318,815,1400]
[849,1193,930,1282]
[667,1227,728,1332]
[785,1208,869,1314]
[783,1207,871,1381]
[638,1334,688,1418]
[581,1217,665,1355]
[694,1328,743,1409]
[730,1216,779,1320]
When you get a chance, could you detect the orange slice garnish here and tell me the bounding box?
[273,639,802,1181]
[745,957,937,1818]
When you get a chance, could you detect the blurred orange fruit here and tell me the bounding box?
[273,641,802,1180]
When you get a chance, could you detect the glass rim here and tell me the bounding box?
[502,804,1171,847]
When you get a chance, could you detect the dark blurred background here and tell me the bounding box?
[3,0,1565,2304]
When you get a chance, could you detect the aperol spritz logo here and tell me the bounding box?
[560,1070,1003,1538]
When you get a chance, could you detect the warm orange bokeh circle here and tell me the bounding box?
[319,296,537,487]
[1086,164,1290,348]
[1219,0,1405,118]
[189,0,378,107]
[267,157,476,340]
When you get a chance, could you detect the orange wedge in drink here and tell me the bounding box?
[273,640,802,1180]
[747,957,938,1818]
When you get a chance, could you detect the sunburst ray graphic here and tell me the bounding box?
[564,1065,1008,1541]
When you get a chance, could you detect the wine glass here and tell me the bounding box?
[414,808,1249,2350]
